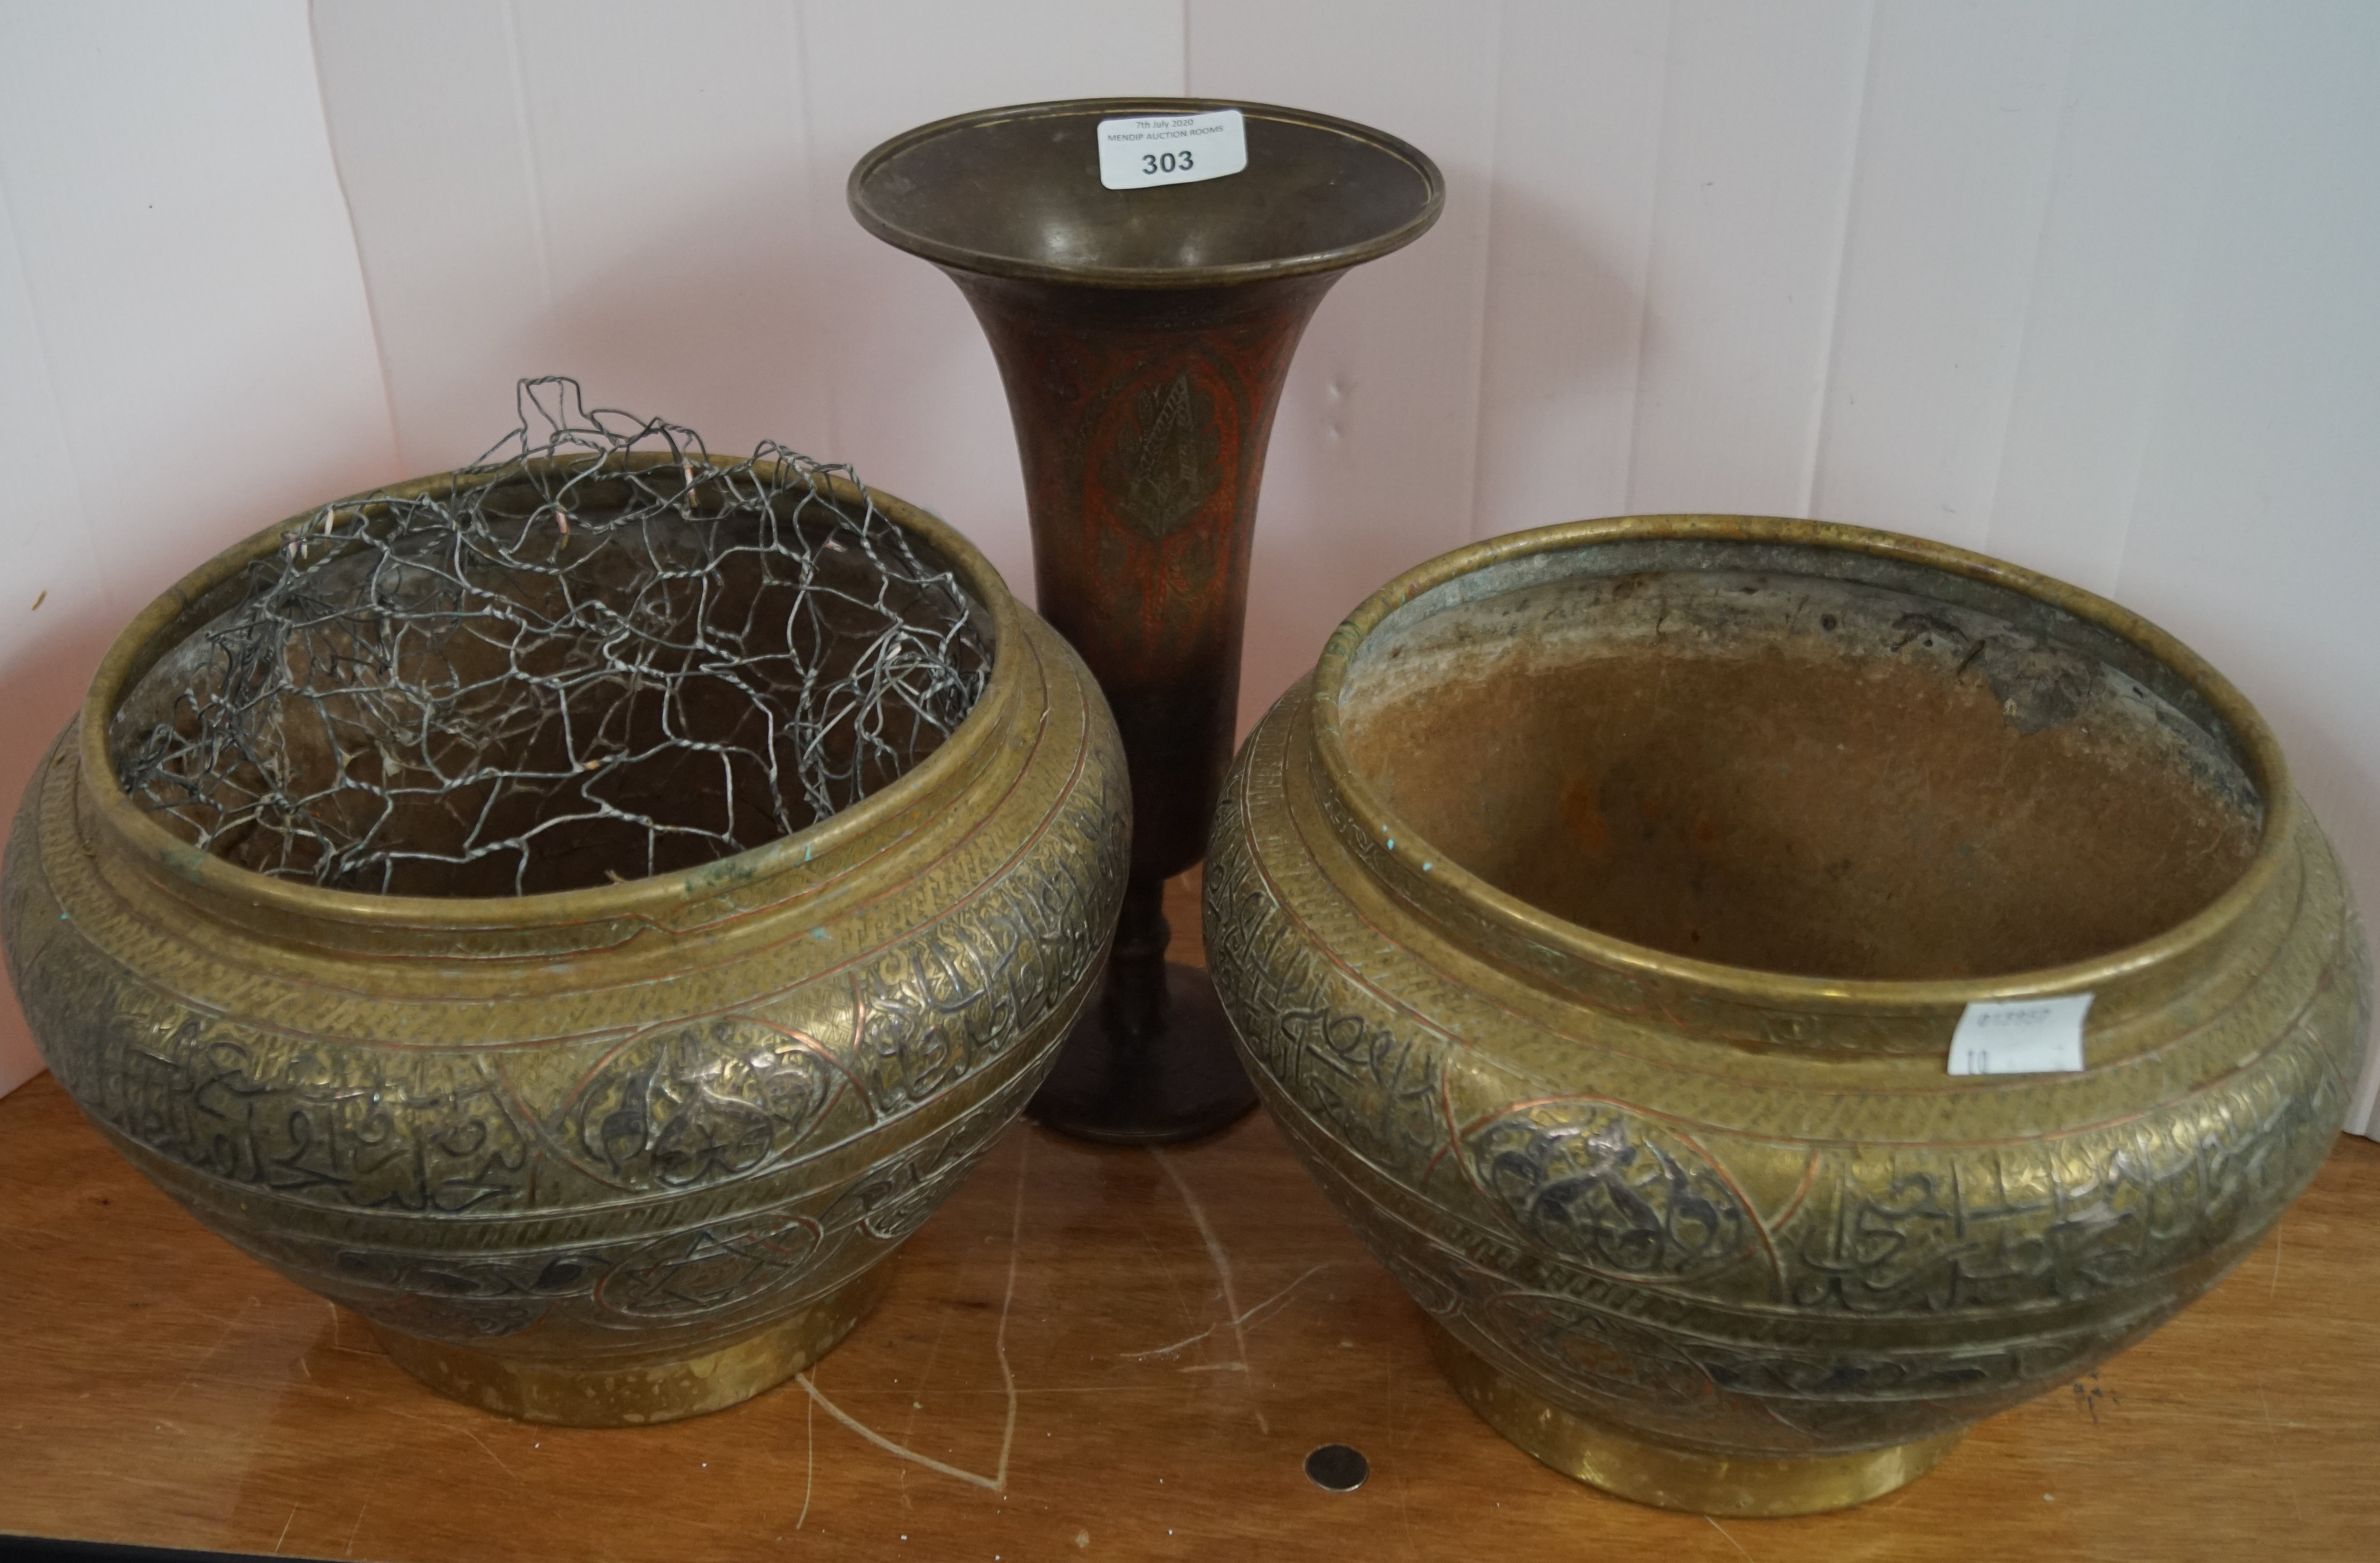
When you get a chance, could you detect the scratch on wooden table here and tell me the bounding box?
[194,1298,260,1363]
[271,1506,296,1555]
[2257,1386,2308,1523]
[799,1362,1008,1491]
[382,1406,521,1481]
[1120,1264,1329,1363]
[793,1135,1029,1496]
[1150,1145,1270,1432]
[796,1387,816,1530]
[344,1503,368,1557]
[896,1302,947,1512]
[322,1300,374,1357]
[989,1131,1025,1490]
[456,1423,519,1480]
[1707,1514,1755,1560]
[2270,1212,2286,1297]
[1126,1199,1200,1329]
[166,1297,261,1403]
[898,1288,957,1481]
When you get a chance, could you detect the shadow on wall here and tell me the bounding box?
[1237,182,1644,738]
[393,177,1033,605]
[0,425,407,1099]
[0,614,117,1095]
[1470,181,1662,520]
[482,189,847,464]
[2249,686,2380,1130]
[1,169,1029,1093]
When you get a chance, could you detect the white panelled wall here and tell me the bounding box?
[0,2,399,1097]
[0,1,2372,1135]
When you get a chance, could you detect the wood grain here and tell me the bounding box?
[1,871,2374,1562]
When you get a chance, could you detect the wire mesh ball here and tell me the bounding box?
[109,381,992,897]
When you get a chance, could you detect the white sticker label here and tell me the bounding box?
[1948,994,2093,1076]
[1097,109,1248,190]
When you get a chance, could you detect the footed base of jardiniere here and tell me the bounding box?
[1423,1318,1964,1517]
[373,1262,896,1427]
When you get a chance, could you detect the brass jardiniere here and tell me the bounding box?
[1,464,1127,1425]
[1204,515,2369,1515]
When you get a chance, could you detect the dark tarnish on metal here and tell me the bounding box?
[1204,514,2372,1515]
[850,99,1443,1144]
[0,462,1130,1427]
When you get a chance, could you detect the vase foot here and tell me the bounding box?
[1029,960,1258,1145]
[1423,1317,1964,1517]
[371,1262,895,1427]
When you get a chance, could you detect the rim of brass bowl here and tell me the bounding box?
[77,452,1022,932]
[846,96,1445,288]
[1308,513,2296,1016]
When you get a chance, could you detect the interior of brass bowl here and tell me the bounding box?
[848,98,1442,284]
[1337,533,2266,982]
[105,467,992,899]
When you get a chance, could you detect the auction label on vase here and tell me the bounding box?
[1097,109,1248,190]
[1947,994,2093,1076]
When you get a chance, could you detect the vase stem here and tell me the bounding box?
[947,272,1339,1143]
[1104,874,1172,1039]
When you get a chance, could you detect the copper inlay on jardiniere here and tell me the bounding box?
[1,413,1127,1425]
[1203,514,2369,1515]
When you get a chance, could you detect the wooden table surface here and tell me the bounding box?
[4,875,2377,1563]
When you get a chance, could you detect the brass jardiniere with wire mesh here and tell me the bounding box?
[1,445,1127,1426]
[1204,515,2369,1515]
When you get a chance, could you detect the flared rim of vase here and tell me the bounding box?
[847,96,1445,289]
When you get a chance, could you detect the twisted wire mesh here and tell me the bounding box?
[110,379,992,898]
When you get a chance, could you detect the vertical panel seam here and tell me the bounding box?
[500,0,558,311]
[0,176,107,619]
[1460,1,1511,541]
[1798,0,1878,521]
[1976,1,2083,564]
[2102,5,2247,607]
[0,31,113,621]
[1466,0,1515,540]
[1618,0,1678,516]
[304,0,405,477]
[787,0,838,456]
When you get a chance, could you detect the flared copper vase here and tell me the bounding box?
[852,99,1442,1143]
